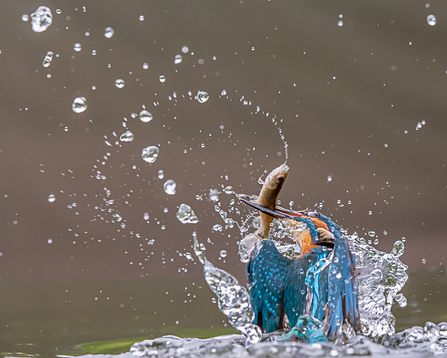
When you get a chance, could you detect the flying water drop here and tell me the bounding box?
[120,131,134,142]
[196,90,209,103]
[74,43,82,52]
[48,194,56,203]
[104,27,114,38]
[176,204,198,224]
[42,51,53,67]
[72,97,87,113]
[159,75,166,83]
[174,54,183,64]
[141,146,159,163]
[223,186,233,194]
[30,6,53,32]
[139,110,153,123]
[115,79,125,88]
[158,170,164,179]
[427,14,437,26]
[163,179,176,195]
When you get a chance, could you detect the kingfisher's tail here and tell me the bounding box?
[325,237,360,338]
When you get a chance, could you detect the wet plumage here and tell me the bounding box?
[240,171,360,340]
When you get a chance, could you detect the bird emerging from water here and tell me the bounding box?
[239,164,360,340]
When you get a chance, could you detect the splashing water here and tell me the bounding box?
[192,231,262,345]
[120,131,134,142]
[163,179,176,195]
[141,146,159,163]
[104,26,114,38]
[129,227,447,357]
[30,6,53,33]
[72,97,87,113]
[42,51,53,67]
[196,90,209,103]
[139,110,153,123]
[176,204,198,224]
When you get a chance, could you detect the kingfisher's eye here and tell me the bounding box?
[277,176,284,182]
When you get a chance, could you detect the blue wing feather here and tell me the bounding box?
[284,254,315,327]
[325,236,360,337]
[247,240,290,332]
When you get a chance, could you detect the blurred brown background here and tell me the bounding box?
[0,0,446,356]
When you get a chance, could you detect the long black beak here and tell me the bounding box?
[239,197,294,220]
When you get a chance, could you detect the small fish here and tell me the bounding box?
[239,164,288,252]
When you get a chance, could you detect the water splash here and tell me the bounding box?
[353,235,408,340]
[163,179,176,195]
[42,51,53,67]
[115,79,125,88]
[120,131,134,142]
[30,6,53,33]
[192,231,262,345]
[141,146,159,163]
[176,204,198,224]
[139,110,153,123]
[196,90,209,103]
[72,97,87,113]
[104,27,114,38]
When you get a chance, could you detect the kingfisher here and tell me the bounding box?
[239,165,360,340]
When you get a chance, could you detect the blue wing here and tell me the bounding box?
[325,236,360,338]
[246,240,290,332]
[283,253,316,328]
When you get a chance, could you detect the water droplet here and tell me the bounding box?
[104,26,114,38]
[143,62,149,69]
[143,212,150,220]
[196,90,209,103]
[213,224,223,232]
[158,170,164,179]
[139,15,144,21]
[142,146,159,163]
[159,75,166,83]
[368,231,375,237]
[30,6,53,32]
[120,131,134,142]
[47,239,53,244]
[74,43,82,52]
[220,250,227,258]
[336,272,342,279]
[422,258,426,264]
[115,79,125,88]
[48,194,56,203]
[395,293,407,308]
[338,20,343,26]
[72,97,87,113]
[92,49,97,56]
[163,179,176,195]
[176,204,198,224]
[209,189,219,202]
[182,46,189,53]
[139,110,153,123]
[42,51,53,67]
[223,186,233,194]
[427,14,437,26]
[174,54,183,64]
[22,14,29,22]
[327,175,333,182]
[390,240,405,257]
